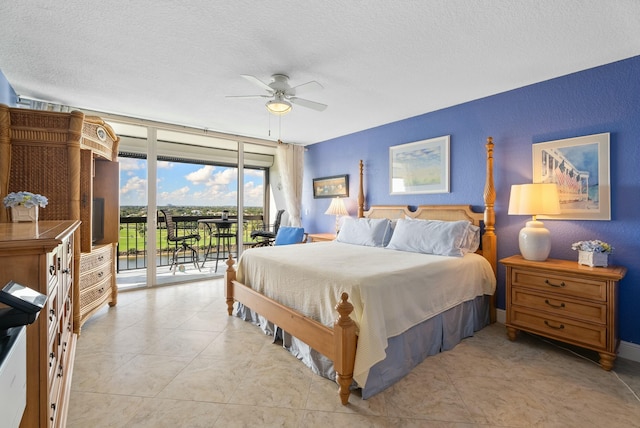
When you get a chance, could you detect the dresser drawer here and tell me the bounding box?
[46,287,59,342]
[47,331,60,387]
[511,268,607,301]
[510,307,607,350]
[47,246,60,294]
[80,244,113,272]
[511,287,607,324]
[79,264,112,292]
[79,277,112,313]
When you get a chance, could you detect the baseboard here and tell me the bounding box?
[618,340,640,363]
[493,308,640,363]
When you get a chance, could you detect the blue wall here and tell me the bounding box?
[303,55,640,345]
[0,69,17,106]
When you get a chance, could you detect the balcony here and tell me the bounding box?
[117,214,266,287]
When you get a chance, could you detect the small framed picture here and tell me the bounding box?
[313,174,349,199]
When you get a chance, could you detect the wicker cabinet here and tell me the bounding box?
[501,255,627,370]
[0,220,80,428]
[0,105,120,334]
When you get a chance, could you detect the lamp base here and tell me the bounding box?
[519,220,551,261]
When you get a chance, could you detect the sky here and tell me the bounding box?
[118,157,264,207]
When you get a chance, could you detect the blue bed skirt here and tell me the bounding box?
[235,294,491,399]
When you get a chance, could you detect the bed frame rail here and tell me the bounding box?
[225,258,357,404]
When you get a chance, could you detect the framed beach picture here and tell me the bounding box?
[532,132,610,220]
[389,135,450,194]
[313,174,349,199]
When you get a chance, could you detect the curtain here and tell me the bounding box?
[276,142,304,227]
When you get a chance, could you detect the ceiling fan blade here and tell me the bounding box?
[241,74,274,93]
[289,97,327,112]
[225,94,270,99]
[288,80,323,96]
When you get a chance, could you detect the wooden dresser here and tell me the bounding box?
[501,255,627,370]
[0,105,120,334]
[0,220,80,428]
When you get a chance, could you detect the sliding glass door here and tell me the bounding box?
[109,121,275,289]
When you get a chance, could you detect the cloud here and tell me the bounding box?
[185,165,215,184]
[120,176,147,205]
[158,186,192,205]
[119,158,144,171]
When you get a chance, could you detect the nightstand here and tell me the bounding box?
[500,255,627,370]
[307,233,336,242]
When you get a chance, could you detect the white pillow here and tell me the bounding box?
[337,217,391,247]
[464,224,481,253]
[386,218,476,256]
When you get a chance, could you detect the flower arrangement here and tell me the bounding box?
[571,239,613,254]
[3,191,49,208]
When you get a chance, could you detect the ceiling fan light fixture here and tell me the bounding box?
[265,96,292,115]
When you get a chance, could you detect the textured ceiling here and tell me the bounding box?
[1,1,639,145]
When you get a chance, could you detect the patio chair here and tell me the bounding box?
[160,210,201,274]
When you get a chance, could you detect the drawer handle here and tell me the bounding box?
[544,320,565,330]
[49,265,55,275]
[544,299,566,309]
[545,279,566,288]
[98,255,104,261]
[97,271,104,278]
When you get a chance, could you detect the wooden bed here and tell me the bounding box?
[224,137,497,405]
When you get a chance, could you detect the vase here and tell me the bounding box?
[578,250,608,267]
[11,205,38,222]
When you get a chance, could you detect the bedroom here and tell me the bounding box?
[1,1,640,427]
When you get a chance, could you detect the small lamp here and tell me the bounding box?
[325,197,348,233]
[508,183,561,261]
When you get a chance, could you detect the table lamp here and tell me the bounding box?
[508,183,561,261]
[325,197,348,233]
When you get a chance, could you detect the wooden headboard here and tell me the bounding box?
[357,137,497,322]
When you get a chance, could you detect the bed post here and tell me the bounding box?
[334,292,357,405]
[224,255,236,315]
[357,159,364,218]
[482,137,498,323]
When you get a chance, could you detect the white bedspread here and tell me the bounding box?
[236,241,496,387]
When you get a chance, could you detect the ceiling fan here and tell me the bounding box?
[227,74,328,115]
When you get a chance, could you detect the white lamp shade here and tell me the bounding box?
[508,183,561,216]
[508,183,561,261]
[324,198,348,216]
[325,198,348,233]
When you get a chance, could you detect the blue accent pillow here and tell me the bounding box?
[274,227,305,245]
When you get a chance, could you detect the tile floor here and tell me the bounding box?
[69,279,640,427]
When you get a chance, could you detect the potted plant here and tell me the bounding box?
[571,239,613,267]
[3,191,48,222]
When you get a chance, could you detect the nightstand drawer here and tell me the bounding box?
[511,288,607,324]
[510,307,607,349]
[511,268,607,301]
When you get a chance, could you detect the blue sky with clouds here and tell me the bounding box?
[118,158,264,207]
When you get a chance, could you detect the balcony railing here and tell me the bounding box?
[118,214,265,272]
